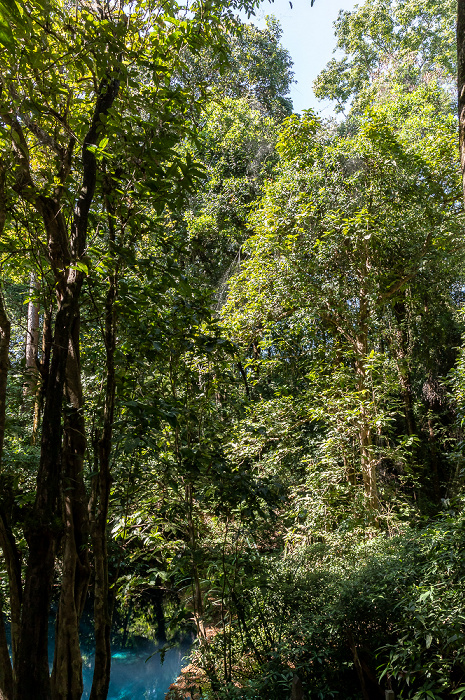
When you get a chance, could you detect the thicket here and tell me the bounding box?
[1,0,465,699]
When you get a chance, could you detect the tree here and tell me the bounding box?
[458,0,465,203]
[223,95,462,512]
[0,0,257,698]
[315,0,456,114]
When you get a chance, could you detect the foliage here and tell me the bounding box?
[314,0,456,113]
[1,0,465,699]
[192,512,465,699]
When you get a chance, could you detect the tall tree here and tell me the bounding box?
[458,0,465,202]
[224,97,462,512]
[0,0,257,698]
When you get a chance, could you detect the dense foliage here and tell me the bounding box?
[1,0,465,699]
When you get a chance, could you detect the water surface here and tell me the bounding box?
[81,641,191,700]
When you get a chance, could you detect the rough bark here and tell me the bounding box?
[290,674,305,700]
[89,254,118,700]
[15,281,80,700]
[427,416,440,500]
[458,0,465,203]
[347,632,370,700]
[153,588,166,643]
[51,313,91,700]
[0,293,9,467]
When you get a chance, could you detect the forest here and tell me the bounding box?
[1,0,465,698]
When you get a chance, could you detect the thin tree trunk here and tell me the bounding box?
[355,291,379,512]
[393,299,416,437]
[0,290,9,467]
[0,162,14,700]
[186,483,205,638]
[24,273,40,399]
[0,509,21,675]
[0,598,13,700]
[343,452,356,487]
[89,259,117,700]
[458,0,465,203]
[153,589,166,643]
[0,161,10,470]
[427,416,440,500]
[347,632,370,700]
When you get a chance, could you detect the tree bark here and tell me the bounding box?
[0,291,9,468]
[347,631,370,700]
[458,0,465,203]
[355,291,379,512]
[0,598,13,700]
[15,280,81,700]
[0,161,10,470]
[153,588,166,643]
[186,483,205,638]
[89,254,118,700]
[0,162,15,700]
[24,273,40,398]
[51,313,91,700]
[0,509,21,675]
[393,299,416,437]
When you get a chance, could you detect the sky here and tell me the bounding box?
[243,0,358,115]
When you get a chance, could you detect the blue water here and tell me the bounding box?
[5,621,191,700]
[81,641,191,700]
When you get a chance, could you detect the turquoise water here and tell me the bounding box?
[5,619,190,699]
[81,642,191,700]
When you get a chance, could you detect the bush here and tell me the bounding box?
[194,511,465,699]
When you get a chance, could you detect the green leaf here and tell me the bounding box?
[0,15,14,51]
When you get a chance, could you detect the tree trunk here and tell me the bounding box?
[355,291,379,512]
[15,280,82,700]
[51,313,91,700]
[89,262,117,700]
[0,291,9,467]
[24,273,40,399]
[0,509,21,675]
[186,483,205,638]
[347,632,370,700]
[0,598,13,700]
[0,163,15,700]
[13,70,120,700]
[153,589,166,643]
[393,299,416,437]
[458,0,465,203]
[427,416,440,500]
[0,161,10,469]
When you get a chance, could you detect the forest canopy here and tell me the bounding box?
[1,0,465,699]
